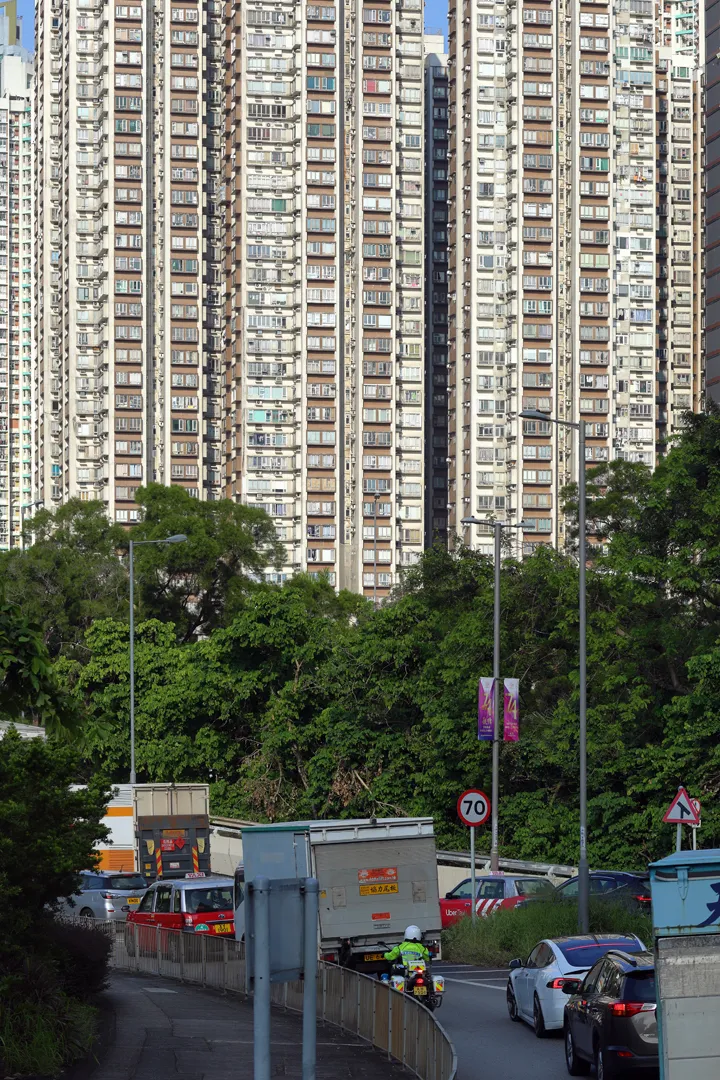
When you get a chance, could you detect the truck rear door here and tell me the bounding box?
[313,836,441,950]
[137,816,211,883]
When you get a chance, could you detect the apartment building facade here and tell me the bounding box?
[707,0,720,399]
[35,0,226,524]
[35,0,427,598]
[424,31,449,548]
[222,0,426,595]
[0,3,32,550]
[448,0,704,556]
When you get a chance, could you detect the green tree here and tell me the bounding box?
[0,500,128,657]
[0,600,79,736]
[0,728,111,936]
[129,483,285,638]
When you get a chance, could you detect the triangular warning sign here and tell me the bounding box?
[663,787,700,826]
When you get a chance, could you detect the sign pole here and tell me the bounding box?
[676,823,682,854]
[470,825,476,922]
[693,826,697,851]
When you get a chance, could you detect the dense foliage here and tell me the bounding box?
[0,729,112,1076]
[0,727,111,936]
[7,410,720,872]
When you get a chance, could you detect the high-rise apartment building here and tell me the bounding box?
[35,0,226,524]
[0,1,32,550]
[707,0,720,401]
[424,31,449,548]
[448,0,704,556]
[35,0,427,598]
[223,0,426,595]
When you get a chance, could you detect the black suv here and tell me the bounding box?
[555,871,651,913]
[563,949,657,1078]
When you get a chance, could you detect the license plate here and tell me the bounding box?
[364,953,385,962]
[211,922,233,934]
[127,898,140,905]
[359,883,398,896]
[413,986,428,996]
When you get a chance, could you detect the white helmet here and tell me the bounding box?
[405,925,422,942]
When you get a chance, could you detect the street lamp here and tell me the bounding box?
[520,407,588,934]
[128,534,187,784]
[462,515,525,872]
[19,500,43,551]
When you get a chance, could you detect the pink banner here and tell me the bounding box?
[503,679,519,742]
[478,677,495,741]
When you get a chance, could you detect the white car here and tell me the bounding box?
[506,934,646,1038]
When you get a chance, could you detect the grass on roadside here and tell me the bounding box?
[441,900,653,967]
[0,993,98,1076]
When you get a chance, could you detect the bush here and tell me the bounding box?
[441,900,653,967]
[46,919,112,1000]
[0,948,99,1077]
[0,990,97,1076]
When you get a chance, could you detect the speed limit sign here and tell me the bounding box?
[457,789,491,827]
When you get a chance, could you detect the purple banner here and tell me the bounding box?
[503,679,519,742]
[478,677,496,741]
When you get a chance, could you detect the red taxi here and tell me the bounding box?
[126,873,235,937]
[440,874,555,928]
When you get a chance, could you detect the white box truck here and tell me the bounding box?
[234,816,442,973]
[91,782,211,880]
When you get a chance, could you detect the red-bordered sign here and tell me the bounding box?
[457,789,491,827]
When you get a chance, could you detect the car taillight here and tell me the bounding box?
[101,892,115,900]
[634,895,651,904]
[609,1002,656,1017]
[546,978,572,990]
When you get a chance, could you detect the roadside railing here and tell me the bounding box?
[77,920,456,1080]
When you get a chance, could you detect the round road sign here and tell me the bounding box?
[457,789,491,827]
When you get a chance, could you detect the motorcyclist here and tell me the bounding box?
[383,925,431,966]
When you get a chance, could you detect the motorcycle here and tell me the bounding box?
[378,943,445,1011]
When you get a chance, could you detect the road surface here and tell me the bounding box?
[436,962,568,1080]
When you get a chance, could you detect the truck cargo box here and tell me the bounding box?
[237,817,442,969]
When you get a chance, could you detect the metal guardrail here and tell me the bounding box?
[82,920,457,1080]
[437,849,576,881]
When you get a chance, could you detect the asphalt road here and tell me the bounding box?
[435,963,569,1080]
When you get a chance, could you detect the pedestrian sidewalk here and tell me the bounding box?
[93,971,408,1079]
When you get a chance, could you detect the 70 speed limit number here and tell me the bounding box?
[457,789,491,827]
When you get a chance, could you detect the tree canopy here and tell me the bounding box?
[9,410,720,871]
[0,728,111,936]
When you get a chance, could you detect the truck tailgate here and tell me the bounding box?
[314,836,441,944]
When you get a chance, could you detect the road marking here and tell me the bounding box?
[443,977,506,991]
[142,988,178,994]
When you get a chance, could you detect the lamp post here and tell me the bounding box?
[19,499,43,551]
[128,534,187,785]
[462,515,524,872]
[520,407,588,933]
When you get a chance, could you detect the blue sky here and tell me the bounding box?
[18,0,33,45]
[15,0,446,51]
[425,0,449,39]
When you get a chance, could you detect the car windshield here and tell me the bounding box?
[106,875,147,891]
[515,879,554,897]
[557,940,642,967]
[185,887,234,913]
[624,972,655,1002]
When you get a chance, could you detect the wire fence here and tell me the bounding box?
[72,919,456,1080]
